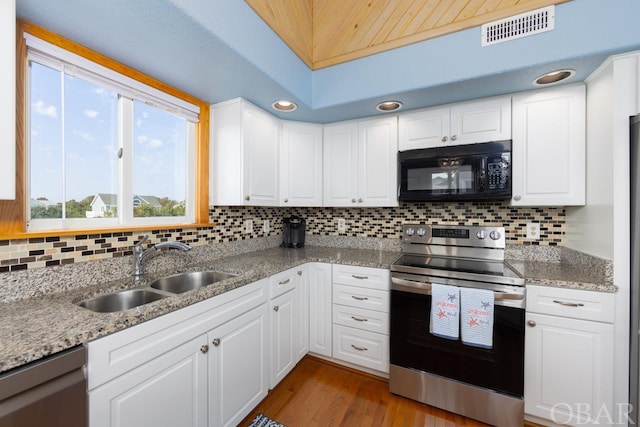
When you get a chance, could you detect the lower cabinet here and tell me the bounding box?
[524,285,615,426]
[87,279,269,427]
[308,263,332,357]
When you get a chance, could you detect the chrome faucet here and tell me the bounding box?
[133,235,191,280]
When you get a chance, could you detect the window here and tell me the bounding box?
[25,34,198,231]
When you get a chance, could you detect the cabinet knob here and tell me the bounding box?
[514,195,521,201]
[451,134,458,141]
[212,338,220,347]
[527,320,536,327]
[442,136,448,142]
[297,270,303,276]
[273,305,279,312]
[200,345,209,354]
[358,198,363,203]
[244,195,250,201]
[351,198,356,203]
[283,198,288,203]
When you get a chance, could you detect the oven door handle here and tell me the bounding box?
[391,277,525,300]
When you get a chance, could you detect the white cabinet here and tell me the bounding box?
[308,262,332,357]
[0,0,15,199]
[88,279,269,427]
[269,266,308,388]
[210,98,280,206]
[331,265,390,374]
[208,303,269,427]
[323,116,398,207]
[280,121,323,206]
[525,285,615,426]
[398,96,511,151]
[511,84,586,206]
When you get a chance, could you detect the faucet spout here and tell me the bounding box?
[132,236,191,280]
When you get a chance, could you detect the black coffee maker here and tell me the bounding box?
[283,217,305,248]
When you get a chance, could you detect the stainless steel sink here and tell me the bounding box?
[150,271,238,294]
[77,289,168,313]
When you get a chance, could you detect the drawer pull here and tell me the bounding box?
[278,279,290,285]
[351,344,368,352]
[351,316,368,322]
[553,300,585,307]
[352,275,369,280]
[351,295,369,301]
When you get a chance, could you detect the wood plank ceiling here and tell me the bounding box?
[246,0,570,70]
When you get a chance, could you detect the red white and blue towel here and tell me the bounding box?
[460,287,495,349]
[430,283,460,340]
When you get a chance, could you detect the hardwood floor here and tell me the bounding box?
[241,356,539,427]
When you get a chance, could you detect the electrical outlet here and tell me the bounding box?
[262,219,270,233]
[337,218,346,232]
[526,222,540,240]
[244,219,253,234]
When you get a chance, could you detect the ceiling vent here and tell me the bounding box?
[481,6,555,46]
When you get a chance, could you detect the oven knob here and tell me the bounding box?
[489,230,502,240]
[476,230,487,240]
[417,228,426,237]
[406,228,415,236]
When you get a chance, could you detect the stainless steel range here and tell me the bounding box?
[389,224,525,427]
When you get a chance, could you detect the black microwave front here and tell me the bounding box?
[398,141,512,202]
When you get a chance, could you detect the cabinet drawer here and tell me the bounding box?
[526,285,615,323]
[269,268,300,299]
[333,284,389,313]
[332,265,389,291]
[332,325,389,373]
[333,304,389,335]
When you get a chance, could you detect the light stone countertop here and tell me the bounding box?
[0,245,615,374]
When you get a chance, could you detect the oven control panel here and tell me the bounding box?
[402,224,505,249]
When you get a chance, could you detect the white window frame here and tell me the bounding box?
[25,34,198,231]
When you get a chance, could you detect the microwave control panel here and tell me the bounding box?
[486,153,510,190]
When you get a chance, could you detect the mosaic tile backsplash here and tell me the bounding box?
[0,202,564,273]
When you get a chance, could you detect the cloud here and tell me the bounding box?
[72,130,93,142]
[84,109,99,118]
[33,100,57,118]
[137,135,163,149]
[148,139,163,148]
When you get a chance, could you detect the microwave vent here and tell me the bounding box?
[481,5,555,46]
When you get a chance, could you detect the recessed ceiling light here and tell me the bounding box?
[532,69,576,86]
[376,101,403,112]
[272,100,297,112]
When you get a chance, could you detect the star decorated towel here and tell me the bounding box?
[460,287,495,349]
[430,283,460,340]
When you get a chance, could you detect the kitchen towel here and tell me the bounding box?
[430,283,460,340]
[460,287,495,349]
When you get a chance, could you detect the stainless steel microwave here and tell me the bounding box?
[398,141,511,202]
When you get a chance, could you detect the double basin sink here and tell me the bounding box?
[77,271,238,313]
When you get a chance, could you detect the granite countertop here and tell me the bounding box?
[0,245,615,375]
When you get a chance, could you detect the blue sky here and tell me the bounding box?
[29,61,187,205]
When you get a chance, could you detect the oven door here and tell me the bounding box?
[390,279,524,398]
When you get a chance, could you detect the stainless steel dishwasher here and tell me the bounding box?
[0,345,87,427]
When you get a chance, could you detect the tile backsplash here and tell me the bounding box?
[0,202,564,272]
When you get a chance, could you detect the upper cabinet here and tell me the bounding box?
[511,84,586,206]
[210,98,280,206]
[280,121,323,207]
[0,0,15,200]
[398,96,511,151]
[324,116,398,207]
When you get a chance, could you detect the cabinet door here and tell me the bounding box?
[0,0,15,199]
[243,103,280,206]
[511,84,586,206]
[450,96,511,145]
[308,263,332,357]
[294,266,309,363]
[323,122,358,206]
[524,312,614,426]
[358,116,398,207]
[89,335,208,427]
[280,121,323,206]
[208,303,269,427]
[398,106,450,150]
[270,289,296,388]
